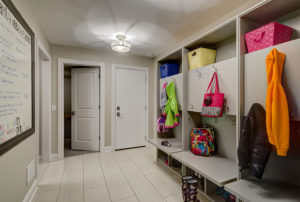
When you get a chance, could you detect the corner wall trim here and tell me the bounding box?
[49,153,58,162]
[23,179,37,202]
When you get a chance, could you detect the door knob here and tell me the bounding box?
[117,112,120,117]
[117,106,120,110]
[71,111,75,116]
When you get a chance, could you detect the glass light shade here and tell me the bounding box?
[111,39,131,53]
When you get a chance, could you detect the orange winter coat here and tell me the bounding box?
[266,48,289,156]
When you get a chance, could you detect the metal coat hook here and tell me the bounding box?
[197,69,202,77]
[169,77,175,82]
[213,65,217,72]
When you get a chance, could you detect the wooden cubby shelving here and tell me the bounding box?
[150,0,300,201]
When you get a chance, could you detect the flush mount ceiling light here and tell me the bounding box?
[111,34,131,53]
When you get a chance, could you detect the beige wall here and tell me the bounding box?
[0,0,50,202]
[50,45,154,153]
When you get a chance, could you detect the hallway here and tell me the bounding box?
[33,146,209,202]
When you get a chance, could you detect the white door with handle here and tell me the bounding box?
[71,67,100,151]
[114,67,147,150]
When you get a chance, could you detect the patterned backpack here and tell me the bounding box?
[191,127,215,156]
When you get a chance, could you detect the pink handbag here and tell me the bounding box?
[245,22,293,53]
[201,72,224,117]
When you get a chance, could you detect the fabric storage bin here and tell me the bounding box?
[160,63,180,78]
[188,47,216,70]
[245,22,293,53]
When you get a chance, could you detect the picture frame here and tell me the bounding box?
[0,0,35,155]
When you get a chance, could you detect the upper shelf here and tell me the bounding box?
[158,48,182,64]
[225,179,300,202]
[148,138,183,155]
[241,0,300,24]
[171,151,237,186]
[184,18,236,50]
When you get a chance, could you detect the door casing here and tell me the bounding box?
[57,59,105,159]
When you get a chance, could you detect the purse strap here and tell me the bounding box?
[205,72,220,94]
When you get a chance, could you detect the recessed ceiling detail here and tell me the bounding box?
[27,0,247,57]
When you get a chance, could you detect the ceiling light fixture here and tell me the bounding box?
[111,34,131,53]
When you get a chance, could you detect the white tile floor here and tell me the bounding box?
[33,146,209,202]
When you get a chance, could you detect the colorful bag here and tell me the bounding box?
[157,117,169,133]
[202,72,224,117]
[245,22,293,53]
[191,128,215,156]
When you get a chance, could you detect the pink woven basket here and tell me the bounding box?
[245,22,293,53]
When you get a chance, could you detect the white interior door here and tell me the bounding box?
[115,67,146,150]
[71,67,100,151]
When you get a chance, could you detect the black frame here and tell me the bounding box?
[0,0,35,155]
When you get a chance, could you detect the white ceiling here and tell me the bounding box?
[27,0,247,57]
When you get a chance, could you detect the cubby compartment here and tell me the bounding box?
[184,18,236,69]
[187,57,237,115]
[183,166,205,194]
[205,179,229,202]
[160,73,183,110]
[244,37,300,120]
[169,155,183,176]
[240,0,300,55]
[156,148,183,177]
[157,48,182,78]
[157,149,169,165]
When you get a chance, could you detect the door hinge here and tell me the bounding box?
[99,136,100,140]
[99,105,101,109]
[99,74,100,78]
[145,106,146,110]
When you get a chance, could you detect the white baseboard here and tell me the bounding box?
[23,179,37,202]
[103,146,113,152]
[49,153,58,161]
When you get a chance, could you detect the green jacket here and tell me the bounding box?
[163,81,179,128]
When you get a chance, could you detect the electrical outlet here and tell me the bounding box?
[26,160,36,186]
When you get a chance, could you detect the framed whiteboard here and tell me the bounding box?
[0,0,35,155]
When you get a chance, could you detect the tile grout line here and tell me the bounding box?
[98,152,113,202]
[113,151,141,202]
[56,159,68,202]
[127,148,166,201]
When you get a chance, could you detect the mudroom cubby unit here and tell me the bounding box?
[222,1,300,202]
[151,1,300,201]
[149,48,185,156]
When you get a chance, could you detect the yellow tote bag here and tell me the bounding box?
[188,48,216,70]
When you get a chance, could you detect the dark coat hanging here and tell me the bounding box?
[238,103,272,179]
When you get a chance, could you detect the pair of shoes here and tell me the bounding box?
[161,140,172,147]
